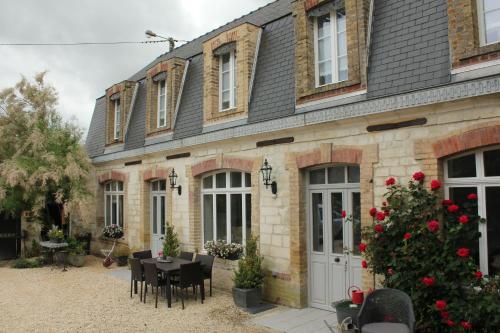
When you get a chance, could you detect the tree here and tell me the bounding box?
[0,72,91,222]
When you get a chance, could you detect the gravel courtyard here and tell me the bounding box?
[0,256,275,333]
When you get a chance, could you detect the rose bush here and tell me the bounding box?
[361,172,499,332]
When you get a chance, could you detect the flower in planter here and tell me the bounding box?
[427,220,440,232]
[422,276,435,286]
[102,224,124,239]
[448,204,460,213]
[435,300,447,310]
[385,177,396,186]
[430,179,441,190]
[458,215,469,224]
[413,171,425,182]
[474,271,483,279]
[467,193,478,200]
[457,247,470,258]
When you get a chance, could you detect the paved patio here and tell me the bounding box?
[253,307,338,333]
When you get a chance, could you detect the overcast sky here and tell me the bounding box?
[0,0,274,135]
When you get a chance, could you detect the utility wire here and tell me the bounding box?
[0,40,171,46]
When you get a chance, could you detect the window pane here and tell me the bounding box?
[331,192,344,254]
[318,38,331,62]
[231,194,243,244]
[319,62,332,85]
[152,180,158,191]
[222,100,230,110]
[216,173,226,188]
[485,10,500,44]
[328,166,345,183]
[105,195,111,226]
[203,176,213,189]
[337,11,346,31]
[221,53,230,71]
[216,194,227,241]
[310,169,326,185]
[447,154,476,178]
[106,183,110,191]
[118,195,123,228]
[245,173,251,187]
[159,180,166,191]
[112,195,117,225]
[348,166,360,183]
[352,192,362,255]
[317,14,331,39]
[159,95,166,110]
[230,172,242,188]
[312,193,324,252]
[337,32,347,56]
[338,56,348,82]
[118,181,123,191]
[152,196,157,234]
[203,195,214,242]
[111,182,116,191]
[484,0,500,11]
[222,72,230,90]
[486,186,500,275]
[484,149,500,176]
[160,196,165,235]
[245,194,251,241]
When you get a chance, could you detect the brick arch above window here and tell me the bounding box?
[142,167,170,182]
[98,170,126,184]
[191,155,256,177]
[295,144,364,169]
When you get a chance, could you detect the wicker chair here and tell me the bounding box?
[129,258,145,301]
[143,262,166,308]
[172,262,204,309]
[179,251,194,261]
[357,288,415,333]
[132,250,152,259]
[196,254,215,296]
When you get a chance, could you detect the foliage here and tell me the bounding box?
[162,224,180,257]
[233,236,264,289]
[362,172,499,331]
[113,245,130,258]
[47,225,64,240]
[67,236,85,255]
[205,240,243,260]
[11,257,43,269]
[26,239,41,258]
[0,72,91,218]
[102,224,123,239]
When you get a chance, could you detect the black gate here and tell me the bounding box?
[0,213,21,260]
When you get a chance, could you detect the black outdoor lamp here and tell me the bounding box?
[169,168,182,195]
[260,159,278,195]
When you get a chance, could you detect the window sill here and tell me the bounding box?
[219,107,237,113]
[460,42,500,62]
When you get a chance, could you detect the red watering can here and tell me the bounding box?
[348,286,364,305]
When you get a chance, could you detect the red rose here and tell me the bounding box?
[359,243,367,252]
[385,177,396,186]
[448,204,459,213]
[422,276,435,286]
[341,210,347,218]
[430,179,441,190]
[387,268,394,275]
[458,215,469,224]
[475,271,483,279]
[374,224,384,233]
[384,209,390,216]
[427,220,440,232]
[413,171,425,181]
[467,193,477,200]
[442,199,453,206]
[361,260,367,269]
[403,232,411,240]
[435,300,447,310]
[446,320,456,327]
[461,321,472,330]
[369,207,377,217]
[457,247,470,257]
[440,311,449,319]
[376,211,386,221]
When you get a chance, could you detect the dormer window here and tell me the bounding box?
[314,9,347,86]
[114,99,121,140]
[478,0,500,45]
[157,79,167,128]
[219,50,237,111]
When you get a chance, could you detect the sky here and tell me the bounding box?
[0,0,274,135]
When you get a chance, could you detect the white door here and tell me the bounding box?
[308,166,362,310]
[150,180,166,257]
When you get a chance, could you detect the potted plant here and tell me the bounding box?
[205,240,243,260]
[67,237,86,267]
[113,245,130,266]
[162,224,180,262]
[101,224,124,267]
[232,236,264,308]
[48,225,64,243]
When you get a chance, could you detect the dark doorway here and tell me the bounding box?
[0,213,21,260]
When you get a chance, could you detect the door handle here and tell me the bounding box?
[334,257,340,263]
[160,237,164,240]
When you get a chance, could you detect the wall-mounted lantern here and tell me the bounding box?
[260,159,278,195]
[169,168,182,195]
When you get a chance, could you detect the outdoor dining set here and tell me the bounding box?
[129,250,215,309]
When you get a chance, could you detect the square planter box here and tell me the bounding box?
[233,287,262,308]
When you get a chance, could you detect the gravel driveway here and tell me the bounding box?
[0,256,275,333]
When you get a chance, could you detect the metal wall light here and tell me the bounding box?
[169,168,182,195]
[260,159,278,195]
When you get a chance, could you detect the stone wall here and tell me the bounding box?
[105,81,136,145]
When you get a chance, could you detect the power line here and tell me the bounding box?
[0,40,171,46]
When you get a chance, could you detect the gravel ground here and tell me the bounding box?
[0,256,276,333]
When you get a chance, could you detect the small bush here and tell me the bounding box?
[233,236,264,289]
[11,257,43,269]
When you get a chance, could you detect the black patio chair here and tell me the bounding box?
[179,251,194,261]
[143,261,166,308]
[132,250,152,259]
[196,254,215,296]
[357,288,415,333]
[129,258,145,301]
[172,261,204,309]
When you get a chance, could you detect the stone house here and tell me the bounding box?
[84,0,500,309]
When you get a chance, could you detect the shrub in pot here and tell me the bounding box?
[67,237,86,267]
[48,225,64,243]
[113,246,130,266]
[162,224,180,261]
[232,236,264,308]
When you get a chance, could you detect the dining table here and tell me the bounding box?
[141,257,205,308]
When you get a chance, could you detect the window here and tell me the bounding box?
[202,171,251,246]
[113,99,121,140]
[104,181,124,228]
[157,80,167,128]
[478,0,500,45]
[314,9,347,87]
[309,165,360,185]
[444,147,500,276]
[219,50,237,111]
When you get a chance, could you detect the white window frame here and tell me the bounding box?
[201,171,251,247]
[150,179,166,237]
[219,50,237,112]
[104,180,124,228]
[313,10,347,87]
[113,99,121,140]
[444,146,500,275]
[157,79,167,128]
[477,0,500,46]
